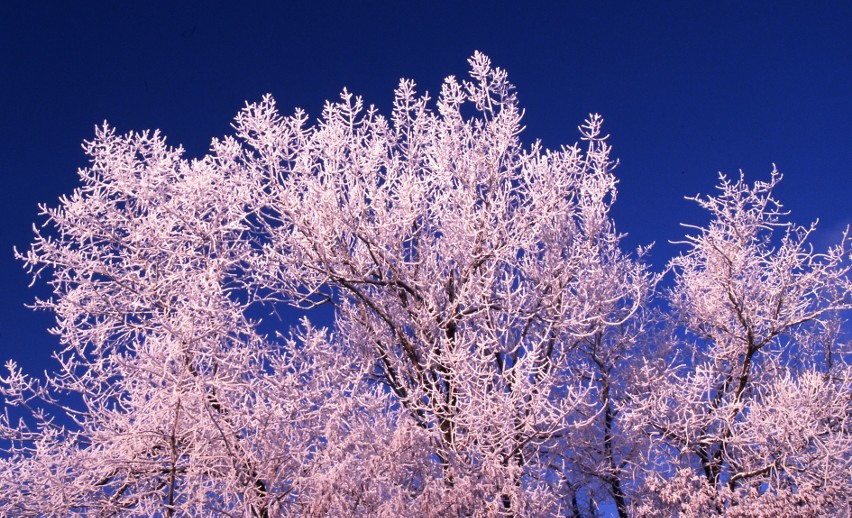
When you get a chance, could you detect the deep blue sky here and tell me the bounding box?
[2,2,850,372]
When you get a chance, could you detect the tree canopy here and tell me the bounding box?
[2,53,850,517]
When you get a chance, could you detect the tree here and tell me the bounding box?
[2,126,408,516]
[233,52,654,514]
[624,169,852,516]
[2,54,850,516]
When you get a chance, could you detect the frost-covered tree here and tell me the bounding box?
[231,52,651,514]
[2,126,410,516]
[2,54,850,516]
[624,169,852,516]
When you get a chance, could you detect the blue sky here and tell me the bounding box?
[1,1,850,376]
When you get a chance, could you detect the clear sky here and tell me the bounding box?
[1,1,850,374]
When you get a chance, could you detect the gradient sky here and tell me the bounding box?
[2,2,850,374]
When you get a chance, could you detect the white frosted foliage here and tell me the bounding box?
[2,54,849,516]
